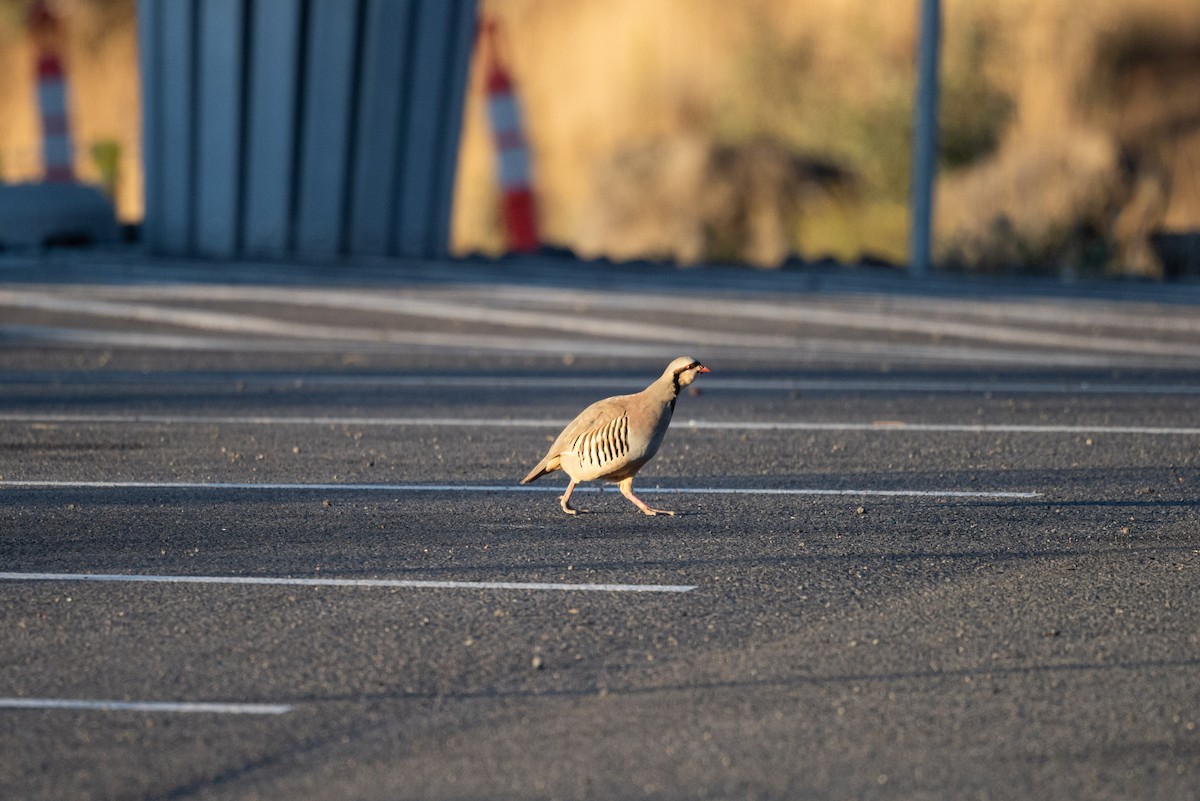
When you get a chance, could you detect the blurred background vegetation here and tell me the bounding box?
[455,0,1200,277]
[1,0,1198,277]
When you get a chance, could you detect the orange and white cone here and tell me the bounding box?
[28,0,74,183]
[483,18,538,253]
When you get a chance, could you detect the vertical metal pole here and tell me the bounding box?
[909,0,941,277]
[136,0,161,249]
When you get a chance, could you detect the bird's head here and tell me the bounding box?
[665,356,711,389]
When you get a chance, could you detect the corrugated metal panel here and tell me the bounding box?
[348,0,415,255]
[138,0,477,261]
[195,0,245,256]
[153,0,197,252]
[394,2,460,256]
[294,0,360,257]
[241,0,302,256]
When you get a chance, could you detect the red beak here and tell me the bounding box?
[698,365,711,373]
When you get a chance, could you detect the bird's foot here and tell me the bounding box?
[619,480,674,516]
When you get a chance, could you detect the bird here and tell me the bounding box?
[521,356,710,515]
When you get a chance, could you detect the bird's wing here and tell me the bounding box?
[543,394,631,459]
[522,394,634,483]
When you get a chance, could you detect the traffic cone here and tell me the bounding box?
[28,0,74,183]
[482,18,538,253]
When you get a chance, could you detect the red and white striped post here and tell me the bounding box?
[28,0,74,183]
[482,18,538,253]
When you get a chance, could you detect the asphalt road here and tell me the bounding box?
[1,253,1199,800]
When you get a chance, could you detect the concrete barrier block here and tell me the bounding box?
[0,183,120,249]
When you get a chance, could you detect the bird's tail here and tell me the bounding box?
[521,459,554,484]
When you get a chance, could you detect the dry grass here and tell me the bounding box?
[454,0,924,262]
[458,0,1200,274]
[935,0,1200,275]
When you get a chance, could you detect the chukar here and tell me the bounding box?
[521,356,710,515]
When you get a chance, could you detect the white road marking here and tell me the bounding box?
[6,281,1200,367]
[476,283,1200,337]
[640,487,1041,499]
[4,273,1200,374]
[1,412,1197,435]
[686,420,1200,436]
[50,281,1200,348]
[5,320,1190,368]
[6,372,1200,395]
[0,412,559,427]
[0,571,696,594]
[0,480,1041,499]
[0,697,293,715]
[0,323,684,360]
[472,284,1200,358]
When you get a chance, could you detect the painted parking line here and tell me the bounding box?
[6,372,1200,396]
[4,323,1193,369]
[682,420,1200,436]
[15,282,1200,354]
[0,412,1197,436]
[7,281,1200,367]
[0,571,696,594]
[0,480,1041,499]
[0,697,293,715]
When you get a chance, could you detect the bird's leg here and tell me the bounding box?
[559,479,582,515]
[619,477,674,516]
